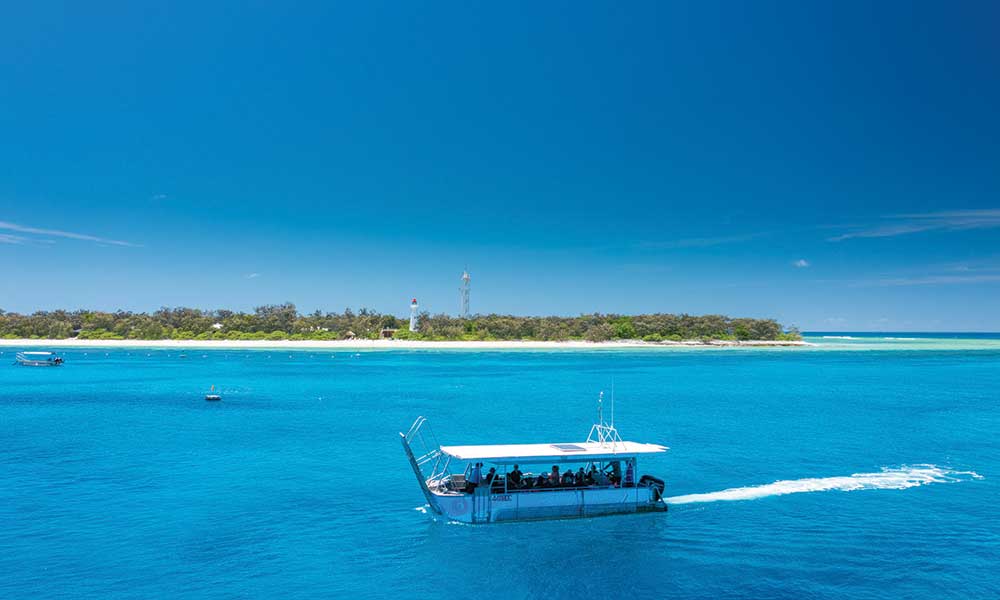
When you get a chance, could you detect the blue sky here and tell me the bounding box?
[1,1,998,331]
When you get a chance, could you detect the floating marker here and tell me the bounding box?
[205,384,221,402]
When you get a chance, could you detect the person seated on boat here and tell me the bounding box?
[508,464,523,487]
[575,467,586,486]
[561,469,574,486]
[465,462,483,492]
[586,466,597,485]
[484,467,496,485]
[536,473,547,488]
[549,465,560,486]
[592,468,610,486]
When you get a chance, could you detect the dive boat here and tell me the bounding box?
[15,351,64,367]
[400,395,668,524]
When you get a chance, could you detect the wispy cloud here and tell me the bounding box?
[793,259,810,268]
[863,274,1000,287]
[829,209,1000,241]
[639,232,768,249]
[0,221,138,247]
[0,233,27,244]
[925,257,1000,274]
[246,272,261,279]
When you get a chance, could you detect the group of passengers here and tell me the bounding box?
[464,461,634,493]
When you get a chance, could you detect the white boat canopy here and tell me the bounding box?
[439,441,668,464]
[21,352,55,356]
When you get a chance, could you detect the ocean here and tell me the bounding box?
[1,339,998,599]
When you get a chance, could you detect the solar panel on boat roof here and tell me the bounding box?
[551,444,587,452]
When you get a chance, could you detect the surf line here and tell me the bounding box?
[665,464,982,505]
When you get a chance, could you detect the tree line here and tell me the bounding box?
[0,305,799,342]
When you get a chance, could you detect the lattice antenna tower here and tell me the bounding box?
[460,269,471,318]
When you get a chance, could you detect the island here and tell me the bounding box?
[0,305,805,348]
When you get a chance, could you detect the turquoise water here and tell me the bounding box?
[2,344,998,599]
[802,332,1000,351]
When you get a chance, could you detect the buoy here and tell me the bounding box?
[205,384,221,402]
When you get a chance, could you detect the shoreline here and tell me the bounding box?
[0,338,811,350]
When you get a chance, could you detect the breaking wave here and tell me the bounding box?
[665,465,981,505]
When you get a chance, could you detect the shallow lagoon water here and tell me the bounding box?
[1,343,998,599]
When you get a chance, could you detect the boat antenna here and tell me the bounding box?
[588,387,623,448]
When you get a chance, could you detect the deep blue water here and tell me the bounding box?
[2,346,998,599]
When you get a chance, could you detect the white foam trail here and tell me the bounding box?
[821,335,857,339]
[665,465,982,505]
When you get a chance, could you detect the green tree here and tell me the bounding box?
[612,317,636,339]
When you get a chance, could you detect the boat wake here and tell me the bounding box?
[665,465,982,505]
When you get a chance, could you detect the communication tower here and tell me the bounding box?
[460,270,471,318]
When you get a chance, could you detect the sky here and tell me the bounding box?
[1,1,998,331]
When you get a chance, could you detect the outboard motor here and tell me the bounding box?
[639,475,666,501]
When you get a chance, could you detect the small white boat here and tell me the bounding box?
[15,351,64,367]
[401,394,668,524]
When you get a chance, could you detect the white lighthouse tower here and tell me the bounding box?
[409,298,419,332]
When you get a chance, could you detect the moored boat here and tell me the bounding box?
[401,395,668,524]
[15,351,64,367]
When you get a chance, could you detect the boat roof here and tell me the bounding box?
[20,351,55,356]
[439,441,668,464]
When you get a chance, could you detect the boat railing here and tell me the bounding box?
[402,416,450,485]
[480,468,630,495]
[501,482,623,494]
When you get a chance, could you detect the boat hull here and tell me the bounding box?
[430,486,667,524]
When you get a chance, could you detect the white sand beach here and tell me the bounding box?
[0,338,811,350]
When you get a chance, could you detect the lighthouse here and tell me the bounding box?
[409,298,419,332]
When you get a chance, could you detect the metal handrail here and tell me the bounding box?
[402,416,453,485]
